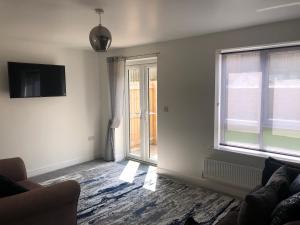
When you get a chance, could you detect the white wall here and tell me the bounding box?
[99,19,300,182]
[0,39,102,176]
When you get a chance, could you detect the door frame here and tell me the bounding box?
[124,57,158,164]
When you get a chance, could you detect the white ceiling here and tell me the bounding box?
[0,0,300,49]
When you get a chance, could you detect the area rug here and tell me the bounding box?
[41,161,239,225]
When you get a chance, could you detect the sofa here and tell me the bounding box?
[185,157,300,225]
[217,157,300,225]
[0,157,81,225]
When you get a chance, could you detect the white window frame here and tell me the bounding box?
[214,41,300,163]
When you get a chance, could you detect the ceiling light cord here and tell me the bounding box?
[95,8,104,25]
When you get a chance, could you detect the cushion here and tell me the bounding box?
[262,158,300,186]
[0,174,28,197]
[238,167,290,225]
[266,166,290,200]
[290,174,300,195]
[238,185,279,225]
[270,192,300,225]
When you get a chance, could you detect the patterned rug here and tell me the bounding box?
[41,161,239,225]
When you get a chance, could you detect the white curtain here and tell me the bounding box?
[105,57,125,161]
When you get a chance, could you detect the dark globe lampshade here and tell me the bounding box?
[89,25,112,52]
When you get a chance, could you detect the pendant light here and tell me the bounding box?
[89,8,112,52]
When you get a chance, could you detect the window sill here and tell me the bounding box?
[215,145,300,165]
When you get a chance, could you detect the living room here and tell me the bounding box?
[1,1,300,225]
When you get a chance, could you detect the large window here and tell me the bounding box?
[215,44,300,158]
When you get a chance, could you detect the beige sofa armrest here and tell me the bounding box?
[0,157,27,181]
[0,180,80,223]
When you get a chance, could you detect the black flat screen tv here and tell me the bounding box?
[8,62,66,98]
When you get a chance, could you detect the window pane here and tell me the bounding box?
[221,52,262,149]
[263,49,300,156]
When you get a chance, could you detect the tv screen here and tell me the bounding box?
[8,62,66,98]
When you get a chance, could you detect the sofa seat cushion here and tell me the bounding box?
[17,180,42,190]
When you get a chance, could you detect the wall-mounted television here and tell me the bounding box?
[8,62,66,98]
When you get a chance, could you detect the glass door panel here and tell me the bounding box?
[128,68,142,157]
[148,67,158,161]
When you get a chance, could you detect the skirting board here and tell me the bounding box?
[157,167,249,199]
[28,153,101,177]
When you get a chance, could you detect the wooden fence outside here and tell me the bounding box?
[129,81,157,149]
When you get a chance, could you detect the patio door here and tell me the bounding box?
[125,58,158,164]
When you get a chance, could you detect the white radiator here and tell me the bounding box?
[203,159,262,189]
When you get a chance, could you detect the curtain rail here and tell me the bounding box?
[125,52,160,60]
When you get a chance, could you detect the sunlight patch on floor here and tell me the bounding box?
[119,160,140,183]
[143,166,157,191]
